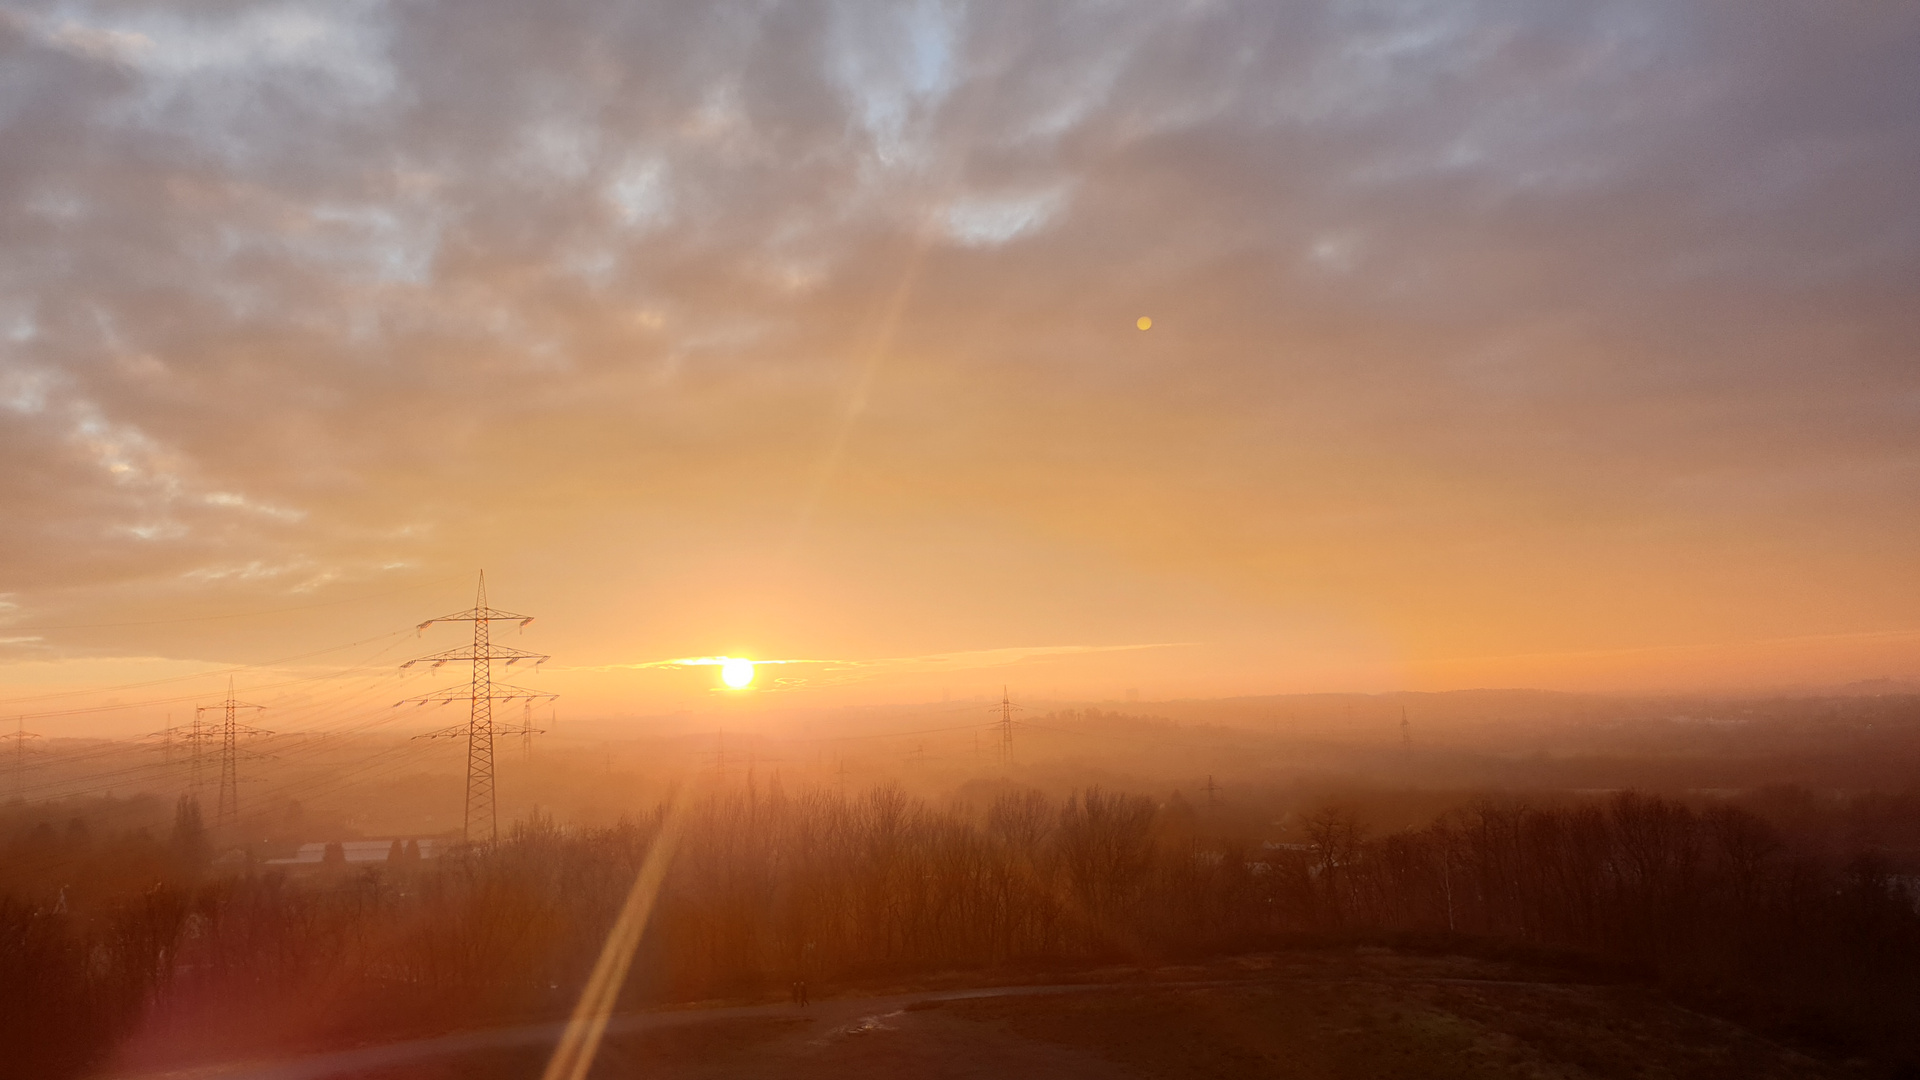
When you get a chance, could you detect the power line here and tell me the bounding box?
[33,671,406,802]
[6,639,418,803]
[226,738,442,836]
[0,574,467,632]
[2,640,415,801]
[0,629,415,715]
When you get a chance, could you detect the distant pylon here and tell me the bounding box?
[145,711,190,791]
[1401,706,1410,749]
[198,677,267,830]
[5,716,41,799]
[991,687,1022,765]
[188,709,207,793]
[1204,774,1219,808]
[401,572,554,843]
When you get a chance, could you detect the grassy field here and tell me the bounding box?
[301,948,1861,1080]
[942,959,1846,1080]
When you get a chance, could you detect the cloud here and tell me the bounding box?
[603,641,1187,673]
[591,643,1192,692]
[942,187,1070,246]
[0,0,1914,692]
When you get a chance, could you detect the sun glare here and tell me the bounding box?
[720,657,755,689]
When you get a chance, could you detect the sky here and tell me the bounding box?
[2,0,1918,732]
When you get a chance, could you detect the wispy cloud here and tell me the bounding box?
[587,642,1191,676]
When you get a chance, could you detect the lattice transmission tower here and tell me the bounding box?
[992,686,1022,765]
[401,572,554,843]
[4,716,40,800]
[199,677,268,830]
[145,712,197,797]
[185,709,211,795]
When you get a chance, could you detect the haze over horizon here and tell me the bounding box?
[4,1,1919,731]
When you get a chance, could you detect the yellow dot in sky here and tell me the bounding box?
[1137,316,1152,330]
[721,657,755,689]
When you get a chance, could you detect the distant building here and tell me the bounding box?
[264,839,445,866]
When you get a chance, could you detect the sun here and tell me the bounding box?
[720,657,756,689]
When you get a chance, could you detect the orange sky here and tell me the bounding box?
[2,2,1918,735]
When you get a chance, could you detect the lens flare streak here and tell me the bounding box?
[539,807,684,1080]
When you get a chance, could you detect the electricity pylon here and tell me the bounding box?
[400,572,553,843]
[186,709,210,794]
[1401,706,1410,750]
[991,687,1022,765]
[4,716,40,799]
[144,712,186,791]
[198,678,268,830]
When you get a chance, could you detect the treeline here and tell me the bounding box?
[3,785,1918,1078]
